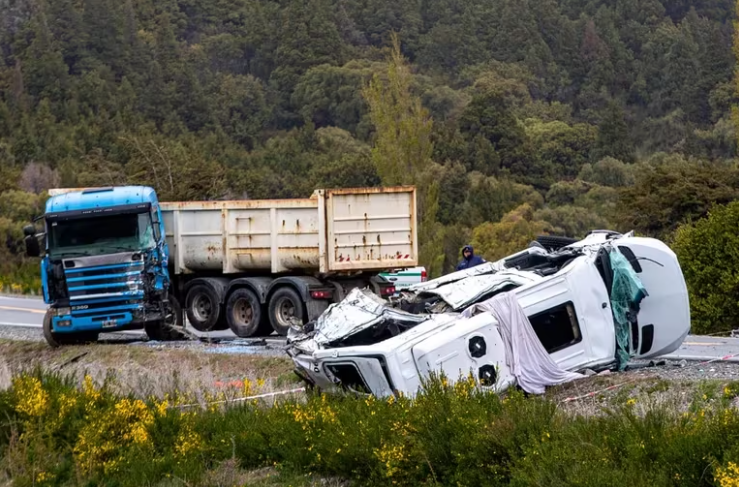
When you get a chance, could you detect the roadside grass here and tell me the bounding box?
[0,339,299,404]
[2,369,739,487]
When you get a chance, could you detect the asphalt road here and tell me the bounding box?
[3,295,739,362]
[0,294,284,342]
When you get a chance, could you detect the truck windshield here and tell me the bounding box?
[48,212,155,259]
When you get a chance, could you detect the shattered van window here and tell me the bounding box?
[528,302,582,353]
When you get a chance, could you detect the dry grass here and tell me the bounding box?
[0,339,299,402]
[0,361,10,391]
[547,370,737,417]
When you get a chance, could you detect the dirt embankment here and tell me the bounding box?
[0,339,300,403]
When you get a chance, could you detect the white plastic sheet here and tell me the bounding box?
[461,292,585,394]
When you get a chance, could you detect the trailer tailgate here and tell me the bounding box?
[323,187,418,272]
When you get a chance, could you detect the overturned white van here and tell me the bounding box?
[286,231,691,397]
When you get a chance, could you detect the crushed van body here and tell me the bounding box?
[286,230,691,398]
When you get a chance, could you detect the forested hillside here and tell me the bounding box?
[1,0,738,288]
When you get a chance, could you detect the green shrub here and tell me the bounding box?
[2,370,739,486]
[0,260,42,295]
[672,200,739,334]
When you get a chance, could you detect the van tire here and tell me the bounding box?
[185,284,222,332]
[535,235,579,251]
[268,287,306,336]
[226,288,270,337]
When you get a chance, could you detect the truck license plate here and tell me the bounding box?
[101,319,117,328]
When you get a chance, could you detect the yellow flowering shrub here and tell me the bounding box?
[716,462,739,487]
[74,378,156,475]
[5,370,739,487]
[174,411,203,458]
[12,376,49,417]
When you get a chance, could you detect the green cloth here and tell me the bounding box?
[609,247,648,370]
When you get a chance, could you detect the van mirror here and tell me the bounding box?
[23,224,36,236]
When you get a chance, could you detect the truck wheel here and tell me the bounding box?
[268,287,306,336]
[185,284,222,332]
[226,288,271,337]
[43,310,81,347]
[145,294,188,341]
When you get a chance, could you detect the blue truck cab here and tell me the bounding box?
[24,186,184,346]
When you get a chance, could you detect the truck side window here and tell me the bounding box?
[528,302,582,354]
[151,208,161,241]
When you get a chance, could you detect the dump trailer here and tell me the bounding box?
[25,186,418,346]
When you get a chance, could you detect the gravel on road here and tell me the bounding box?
[0,324,288,356]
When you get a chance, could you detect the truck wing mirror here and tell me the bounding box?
[23,224,41,257]
[24,234,40,257]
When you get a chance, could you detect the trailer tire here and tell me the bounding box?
[145,294,188,341]
[268,287,306,336]
[185,284,222,332]
[226,288,270,337]
[43,310,97,347]
[535,235,579,251]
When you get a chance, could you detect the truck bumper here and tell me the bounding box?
[52,310,148,333]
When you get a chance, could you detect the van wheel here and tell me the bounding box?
[185,284,222,332]
[226,288,271,337]
[268,287,306,336]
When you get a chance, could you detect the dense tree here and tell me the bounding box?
[617,159,739,238]
[673,200,739,335]
[0,0,737,287]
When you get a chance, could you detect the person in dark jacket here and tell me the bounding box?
[456,244,486,271]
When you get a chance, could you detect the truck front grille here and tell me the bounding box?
[65,262,145,311]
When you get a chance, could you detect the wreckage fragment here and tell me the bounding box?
[410,270,539,311]
[287,287,432,352]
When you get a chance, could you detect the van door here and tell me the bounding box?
[515,273,599,372]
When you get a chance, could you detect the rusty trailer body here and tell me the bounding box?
[159,187,418,276]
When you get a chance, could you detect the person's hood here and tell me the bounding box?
[463,245,474,260]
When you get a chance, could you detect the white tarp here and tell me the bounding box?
[417,271,539,310]
[312,288,429,346]
[461,292,585,394]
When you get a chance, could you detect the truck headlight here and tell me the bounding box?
[55,307,71,316]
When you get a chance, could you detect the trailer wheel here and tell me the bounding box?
[185,284,222,332]
[42,310,96,347]
[226,288,270,337]
[268,287,306,336]
[145,294,188,341]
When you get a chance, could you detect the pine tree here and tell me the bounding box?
[361,33,433,186]
[361,32,443,276]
